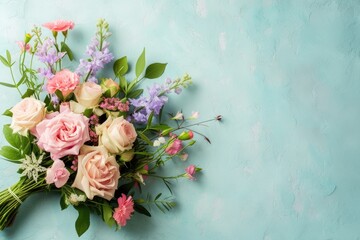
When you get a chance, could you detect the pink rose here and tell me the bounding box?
[33,104,90,160]
[10,97,46,136]
[43,20,74,32]
[72,145,120,200]
[47,69,79,98]
[96,116,137,154]
[165,138,183,155]
[46,160,70,188]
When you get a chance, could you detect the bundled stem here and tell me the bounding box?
[0,175,47,230]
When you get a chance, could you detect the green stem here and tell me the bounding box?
[9,65,22,96]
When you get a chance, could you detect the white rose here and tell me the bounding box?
[74,82,102,108]
[96,116,137,154]
[10,97,46,136]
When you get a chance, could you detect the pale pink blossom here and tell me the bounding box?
[33,104,90,160]
[45,160,70,188]
[72,145,120,200]
[113,194,134,227]
[47,69,79,98]
[10,97,46,136]
[180,153,189,161]
[43,20,74,32]
[185,165,196,180]
[172,111,183,120]
[189,111,199,119]
[96,116,137,154]
[16,41,31,52]
[165,138,183,155]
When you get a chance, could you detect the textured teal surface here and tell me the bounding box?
[1,0,360,239]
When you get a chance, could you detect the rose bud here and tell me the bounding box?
[178,131,194,140]
[101,78,120,97]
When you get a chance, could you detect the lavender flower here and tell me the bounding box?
[36,38,65,65]
[130,83,169,123]
[36,38,65,79]
[76,21,114,81]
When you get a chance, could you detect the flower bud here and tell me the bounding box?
[101,78,120,97]
[52,30,58,38]
[24,33,32,44]
[120,150,135,162]
[178,131,194,140]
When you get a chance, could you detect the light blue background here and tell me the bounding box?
[1,0,360,239]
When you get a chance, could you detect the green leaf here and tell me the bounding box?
[16,76,27,87]
[127,78,138,92]
[113,56,128,77]
[83,108,93,118]
[22,139,31,156]
[144,63,167,79]
[147,111,154,128]
[154,193,162,201]
[0,146,22,162]
[3,108,12,117]
[0,82,16,88]
[61,42,74,61]
[102,203,115,227]
[149,124,171,131]
[138,132,153,146]
[127,89,143,99]
[21,89,35,98]
[136,48,146,78]
[60,194,69,210]
[55,89,64,102]
[0,55,10,67]
[6,50,11,63]
[3,125,21,148]
[134,204,151,217]
[75,205,90,237]
[119,76,127,92]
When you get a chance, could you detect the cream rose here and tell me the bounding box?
[95,116,137,154]
[74,82,102,108]
[10,97,46,136]
[71,145,120,200]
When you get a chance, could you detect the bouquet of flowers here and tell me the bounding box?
[0,19,221,236]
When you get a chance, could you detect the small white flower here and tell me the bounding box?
[153,137,166,147]
[68,193,87,206]
[19,153,46,182]
[172,111,183,120]
[153,140,161,147]
[158,137,166,144]
[189,111,199,120]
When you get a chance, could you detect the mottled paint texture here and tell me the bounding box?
[1,0,360,239]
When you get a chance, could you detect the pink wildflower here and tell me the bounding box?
[180,153,189,161]
[113,194,134,227]
[165,138,183,155]
[89,129,98,145]
[16,41,31,52]
[71,157,78,171]
[100,98,129,112]
[185,165,197,180]
[43,20,74,32]
[89,115,99,126]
